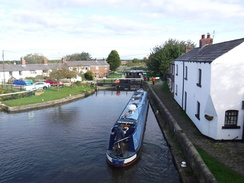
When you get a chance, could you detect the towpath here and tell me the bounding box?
[150,80,244,179]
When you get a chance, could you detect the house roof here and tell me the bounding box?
[175,37,244,62]
[66,60,109,67]
[0,60,109,72]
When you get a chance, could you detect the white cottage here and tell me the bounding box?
[171,35,244,140]
[0,58,110,83]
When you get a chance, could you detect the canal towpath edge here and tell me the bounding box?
[147,80,244,183]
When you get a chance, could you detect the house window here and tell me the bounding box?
[184,66,188,80]
[196,69,202,87]
[175,85,178,96]
[195,101,200,120]
[176,65,178,76]
[184,92,187,111]
[222,110,240,129]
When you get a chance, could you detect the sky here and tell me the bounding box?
[0,0,243,61]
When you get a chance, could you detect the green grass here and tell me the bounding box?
[162,79,170,93]
[107,73,122,78]
[2,85,94,106]
[196,147,244,183]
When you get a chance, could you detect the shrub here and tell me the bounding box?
[84,71,94,80]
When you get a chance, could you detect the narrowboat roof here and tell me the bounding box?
[117,90,147,124]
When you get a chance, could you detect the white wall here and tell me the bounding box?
[174,61,184,106]
[175,42,244,140]
[211,42,244,140]
[182,62,217,138]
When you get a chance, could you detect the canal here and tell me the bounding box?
[0,91,180,183]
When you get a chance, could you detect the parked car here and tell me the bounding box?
[23,82,51,91]
[33,82,51,90]
[13,79,33,85]
[45,79,63,86]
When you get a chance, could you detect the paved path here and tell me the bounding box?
[151,81,244,177]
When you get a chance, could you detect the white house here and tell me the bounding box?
[0,58,110,83]
[171,34,244,140]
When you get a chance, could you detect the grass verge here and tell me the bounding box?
[2,85,94,106]
[196,147,244,183]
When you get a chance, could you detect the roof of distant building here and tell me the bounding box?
[0,60,109,72]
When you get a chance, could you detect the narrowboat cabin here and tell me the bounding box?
[106,88,149,167]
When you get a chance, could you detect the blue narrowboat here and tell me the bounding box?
[106,88,149,167]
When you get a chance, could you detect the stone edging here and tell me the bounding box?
[0,89,95,113]
[144,82,217,183]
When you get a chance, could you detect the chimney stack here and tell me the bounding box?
[61,57,67,64]
[199,33,213,48]
[21,57,26,66]
[43,58,48,65]
[185,45,193,53]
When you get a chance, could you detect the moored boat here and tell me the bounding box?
[106,88,149,167]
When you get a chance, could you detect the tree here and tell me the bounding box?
[49,67,77,88]
[107,50,121,71]
[49,67,77,79]
[132,58,140,63]
[24,53,47,64]
[147,39,195,79]
[66,52,92,61]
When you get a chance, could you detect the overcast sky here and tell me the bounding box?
[1,0,243,60]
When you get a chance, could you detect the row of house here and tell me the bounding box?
[0,58,110,83]
[169,34,244,140]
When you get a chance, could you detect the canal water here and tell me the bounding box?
[0,91,180,183]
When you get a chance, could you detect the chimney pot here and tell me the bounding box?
[199,33,213,48]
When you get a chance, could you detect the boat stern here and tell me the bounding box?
[106,152,137,167]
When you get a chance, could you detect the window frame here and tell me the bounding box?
[184,66,188,80]
[196,69,202,87]
[195,101,200,120]
[175,84,178,96]
[222,110,240,129]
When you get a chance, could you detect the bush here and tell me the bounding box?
[84,71,94,80]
